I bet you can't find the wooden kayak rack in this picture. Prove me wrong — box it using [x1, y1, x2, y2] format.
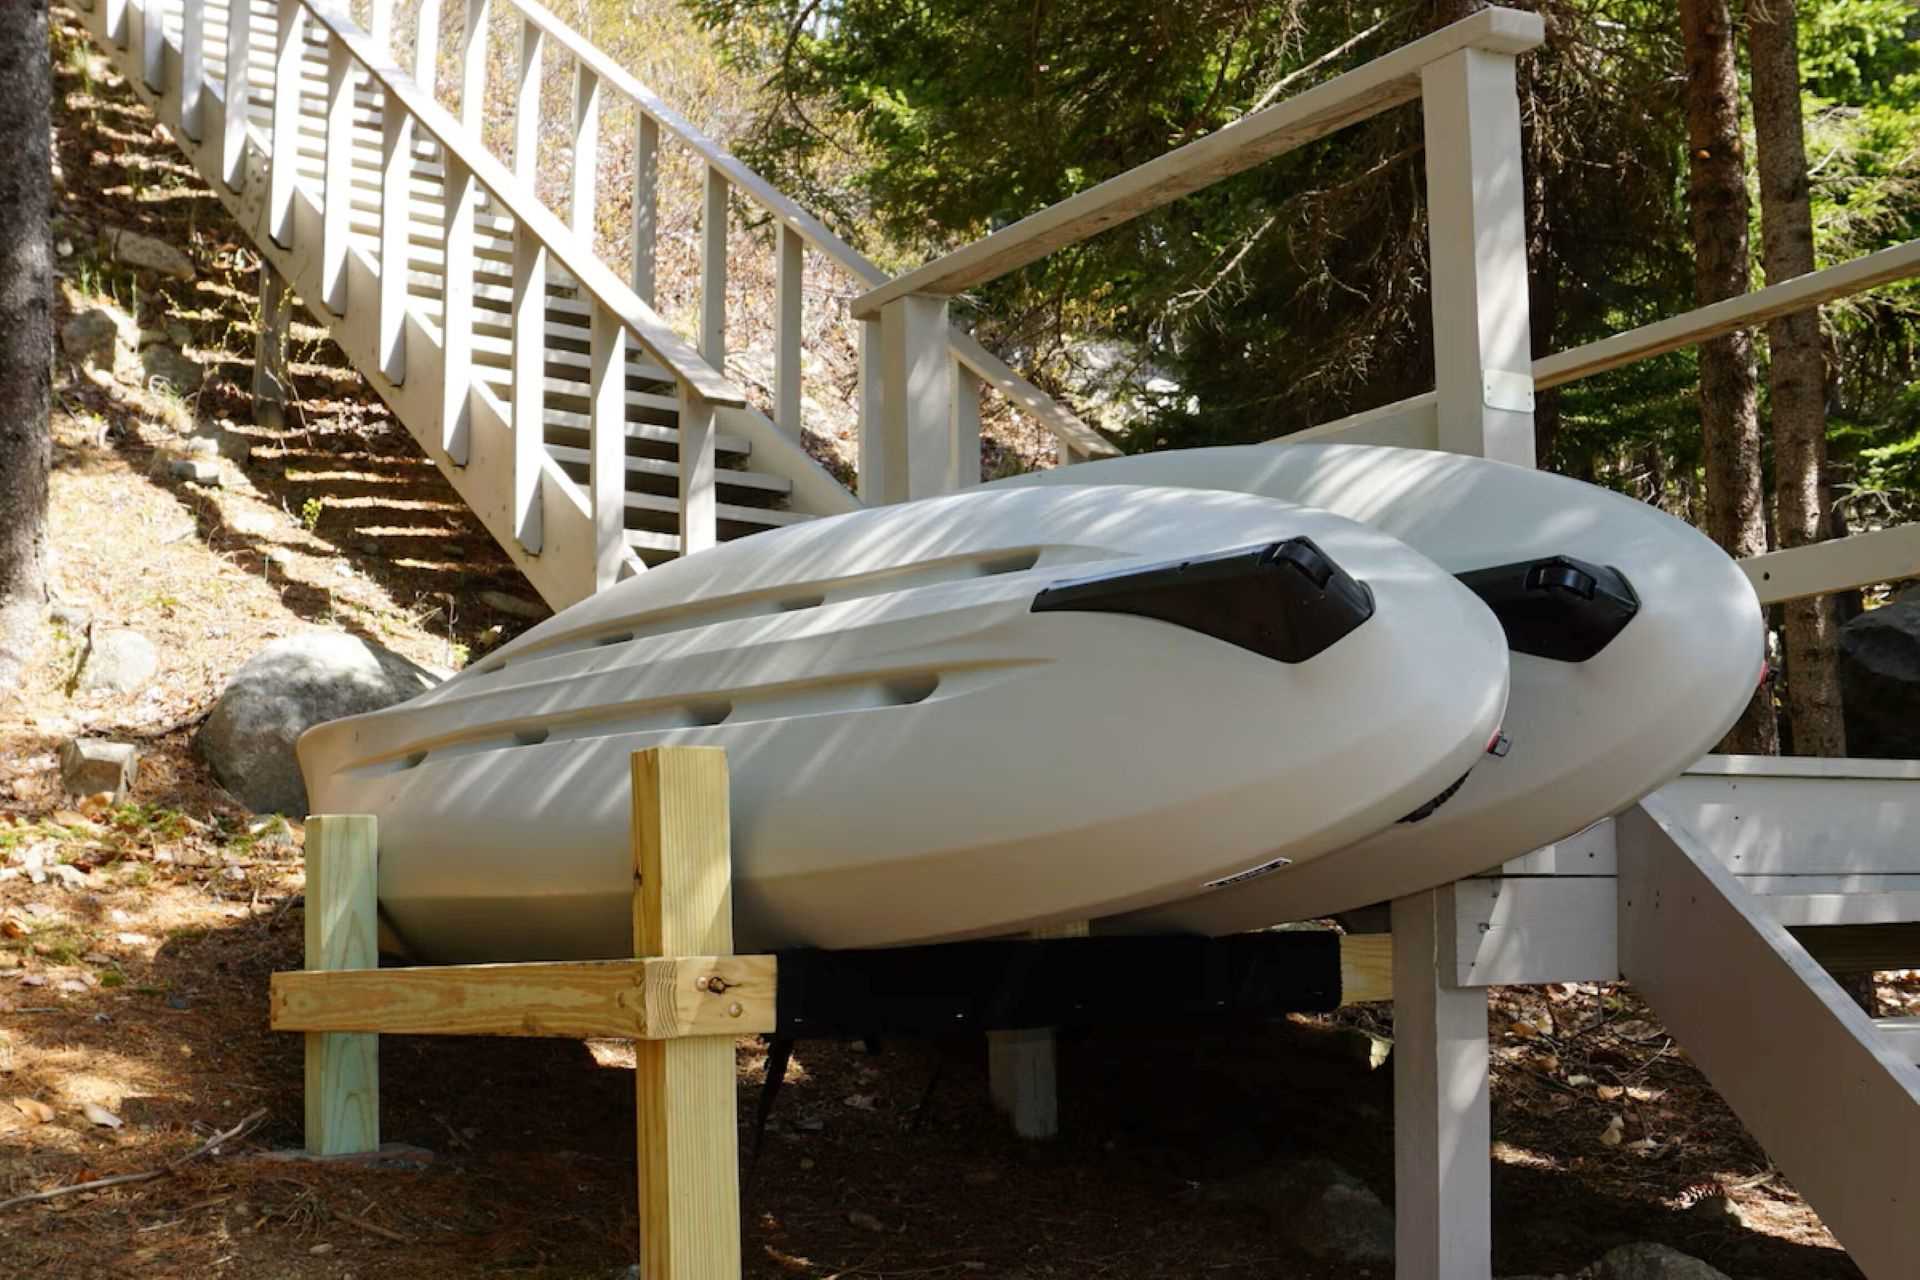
[271, 745, 1393, 1278]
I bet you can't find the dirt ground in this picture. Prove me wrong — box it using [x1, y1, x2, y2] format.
[4, 9, 1915, 1279]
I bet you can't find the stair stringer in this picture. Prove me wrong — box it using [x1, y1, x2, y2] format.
[1618, 798, 1920, 1279]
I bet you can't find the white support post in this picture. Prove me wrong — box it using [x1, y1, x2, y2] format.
[701, 165, 728, 369]
[319, 37, 354, 317]
[267, 0, 305, 249]
[220, 0, 251, 189]
[987, 920, 1086, 1140]
[950, 362, 982, 489]
[460, 0, 490, 134]
[141, 0, 164, 91]
[678, 383, 718, 556]
[1056, 439, 1091, 467]
[180, 0, 206, 141]
[589, 305, 630, 591]
[878, 293, 958, 501]
[774, 222, 804, 436]
[1420, 46, 1534, 468]
[630, 113, 658, 306]
[368, 0, 393, 52]
[1391, 886, 1492, 1280]
[413, 0, 441, 89]
[572, 66, 600, 246]
[440, 152, 477, 465]
[856, 317, 892, 503]
[509, 17, 546, 554]
[105, 0, 129, 48]
[377, 85, 411, 384]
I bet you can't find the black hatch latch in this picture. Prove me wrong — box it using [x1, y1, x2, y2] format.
[1455, 554, 1640, 663]
[1030, 537, 1375, 664]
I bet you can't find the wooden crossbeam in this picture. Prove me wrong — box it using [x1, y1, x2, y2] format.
[270, 955, 776, 1038]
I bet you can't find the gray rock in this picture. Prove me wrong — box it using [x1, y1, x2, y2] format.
[141, 343, 203, 395]
[1582, 1244, 1731, 1280]
[478, 590, 549, 621]
[1205, 1156, 1394, 1264]
[58, 739, 140, 801]
[196, 630, 440, 814]
[55, 237, 73, 259]
[1839, 596, 1920, 757]
[78, 629, 159, 694]
[61, 305, 137, 373]
[170, 458, 221, 487]
[104, 227, 194, 281]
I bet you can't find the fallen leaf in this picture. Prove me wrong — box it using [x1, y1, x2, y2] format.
[1596, 1084, 1624, 1102]
[83, 1102, 123, 1129]
[0, 917, 24, 939]
[12, 1097, 55, 1124]
[842, 1094, 876, 1111]
[1598, 1115, 1625, 1147]
[1508, 1021, 1538, 1040]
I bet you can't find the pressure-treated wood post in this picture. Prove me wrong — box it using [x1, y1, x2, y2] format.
[630, 747, 742, 1279]
[254, 262, 294, 430]
[1391, 886, 1491, 1280]
[303, 815, 380, 1156]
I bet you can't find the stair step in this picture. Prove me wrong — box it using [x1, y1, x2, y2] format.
[545, 443, 791, 500]
[618, 490, 808, 530]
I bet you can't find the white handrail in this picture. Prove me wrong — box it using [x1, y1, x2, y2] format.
[850, 7, 1545, 317]
[491, 0, 1116, 459]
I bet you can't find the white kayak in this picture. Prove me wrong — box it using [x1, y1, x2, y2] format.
[992, 444, 1765, 931]
[299, 484, 1509, 960]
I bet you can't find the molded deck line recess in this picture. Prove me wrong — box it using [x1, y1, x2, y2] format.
[483, 547, 1055, 671]
[339, 668, 998, 774]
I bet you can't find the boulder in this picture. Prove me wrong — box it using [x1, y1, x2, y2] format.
[1205, 1156, 1394, 1264]
[77, 628, 159, 694]
[104, 227, 195, 281]
[1582, 1243, 1731, 1280]
[60, 305, 137, 373]
[140, 343, 203, 395]
[478, 590, 550, 621]
[58, 738, 140, 801]
[196, 630, 440, 814]
[1838, 594, 1920, 757]
[169, 458, 221, 487]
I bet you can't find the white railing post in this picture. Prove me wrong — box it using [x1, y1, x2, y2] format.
[440, 151, 477, 465]
[631, 112, 658, 306]
[774, 222, 803, 436]
[855, 317, 894, 503]
[951, 362, 981, 488]
[572, 66, 600, 245]
[510, 16, 547, 553]
[319, 35, 354, 316]
[461, 0, 490, 134]
[878, 293, 957, 501]
[413, 0, 441, 88]
[378, 85, 411, 384]
[267, 0, 305, 248]
[1420, 46, 1535, 468]
[589, 305, 630, 590]
[221, 0, 251, 188]
[700, 165, 728, 368]
[105, 0, 129, 48]
[368, 0, 393, 53]
[141, 0, 164, 89]
[180, 0, 206, 140]
[678, 383, 718, 556]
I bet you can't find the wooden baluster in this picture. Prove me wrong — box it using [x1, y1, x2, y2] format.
[413, 0, 441, 91]
[678, 382, 718, 557]
[950, 361, 982, 488]
[855, 317, 891, 503]
[460, 0, 489, 134]
[589, 306, 630, 590]
[377, 84, 411, 384]
[572, 66, 600, 245]
[105, 0, 129, 48]
[510, 16, 547, 554]
[368, 0, 392, 52]
[267, 0, 304, 249]
[141, 0, 164, 89]
[180, 0, 206, 140]
[631, 113, 658, 306]
[440, 152, 477, 465]
[774, 223, 803, 437]
[700, 165, 726, 367]
[319, 36, 353, 317]
[220, 0, 250, 188]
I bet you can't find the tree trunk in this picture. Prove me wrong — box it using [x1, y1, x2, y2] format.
[1749, 0, 1845, 757]
[0, 0, 53, 698]
[1680, 0, 1779, 754]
